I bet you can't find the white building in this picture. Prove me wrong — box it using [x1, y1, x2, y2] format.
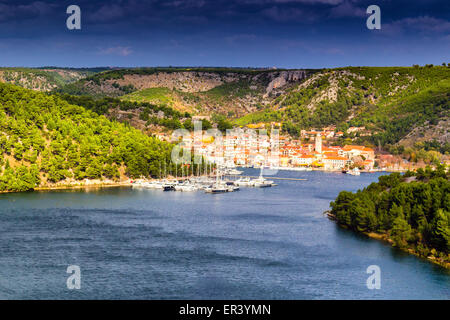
[323, 156, 347, 170]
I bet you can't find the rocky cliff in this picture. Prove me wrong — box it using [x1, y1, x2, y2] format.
[56, 68, 313, 116]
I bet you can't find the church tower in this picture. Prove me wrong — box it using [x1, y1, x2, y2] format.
[315, 133, 322, 154]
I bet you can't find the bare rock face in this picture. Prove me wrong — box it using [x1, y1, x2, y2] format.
[399, 118, 450, 147]
[265, 70, 307, 95]
[68, 68, 311, 117]
[113, 72, 241, 93]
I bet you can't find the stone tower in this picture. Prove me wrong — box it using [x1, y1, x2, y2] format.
[315, 133, 322, 154]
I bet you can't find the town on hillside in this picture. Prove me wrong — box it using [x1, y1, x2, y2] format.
[164, 122, 416, 172]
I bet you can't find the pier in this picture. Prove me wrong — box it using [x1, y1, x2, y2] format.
[228, 175, 307, 181]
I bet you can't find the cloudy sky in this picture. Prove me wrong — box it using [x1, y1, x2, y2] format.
[0, 0, 449, 68]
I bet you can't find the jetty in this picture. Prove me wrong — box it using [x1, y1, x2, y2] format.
[230, 175, 307, 181]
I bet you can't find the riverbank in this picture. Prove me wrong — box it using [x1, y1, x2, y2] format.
[35, 182, 132, 192]
[325, 211, 450, 270]
[0, 175, 216, 194]
[0, 181, 133, 194]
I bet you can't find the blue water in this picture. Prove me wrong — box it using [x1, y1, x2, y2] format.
[0, 169, 448, 299]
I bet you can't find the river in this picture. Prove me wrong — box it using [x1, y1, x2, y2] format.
[0, 169, 448, 299]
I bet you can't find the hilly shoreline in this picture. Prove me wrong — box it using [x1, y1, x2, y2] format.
[0, 65, 448, 162]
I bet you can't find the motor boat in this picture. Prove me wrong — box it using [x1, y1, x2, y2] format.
[224, 168, 243, 175]
[252, 178, 274, 188]
[161, 179, 177, 191]
[348, 168, 361, 176]
[163, 185, 175, 191]
[143, 181, 164, 189]
[175, 181, 198, 192]
[251, 168, 274, 187]
[234, 177, 252, 186]
[205, 184, 229, 193]
[131, 180, 146, 188]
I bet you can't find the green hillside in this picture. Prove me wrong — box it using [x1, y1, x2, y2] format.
[0, 83, 175, 192]
[50, 66, 449, 153]
[0, 67, 103, 91]
[56, 93, 190, 131]
[122, 87, 175, 104]
[120, 81, 263, 116]
[235, 66, 450, 147]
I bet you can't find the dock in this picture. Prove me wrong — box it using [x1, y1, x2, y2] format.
[229, 175, 307, 181]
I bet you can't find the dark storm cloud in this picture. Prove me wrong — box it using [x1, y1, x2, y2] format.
[329, 1, 365, 18]
[382, 16, 450, 36]
[0, 1, 56, 22]
[1, 1, 447, 29]
[0, 0, 448, 67]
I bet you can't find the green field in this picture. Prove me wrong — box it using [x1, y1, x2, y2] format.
[121, 87, 175, 105]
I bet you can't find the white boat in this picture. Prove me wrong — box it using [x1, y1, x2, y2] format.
[205, 167, 232, 193]
[225, 168, 243, 175]
[251, 168, 274, 187]
[154, 181, 165, 189]
[179, 185, 198, 192]
[142, 181, 162, 189]
[143, 182, 154, 188]
[205, 184, 229, 193]
[175, 182, 198, 192]
[234, 177, 252, 186]
[160, 179, 178, 191]
[131, 180, 146, 188]
[252, 178, 274, 188]
[348, 168, 361, 176]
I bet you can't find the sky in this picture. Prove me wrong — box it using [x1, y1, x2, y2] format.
[0, 0, 449, 68]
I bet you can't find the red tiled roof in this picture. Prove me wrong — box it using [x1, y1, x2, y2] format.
[343, 145, 368, 151]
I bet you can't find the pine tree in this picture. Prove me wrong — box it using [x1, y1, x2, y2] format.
[431, 209, 450, 252]
[391, 212, 412, 248]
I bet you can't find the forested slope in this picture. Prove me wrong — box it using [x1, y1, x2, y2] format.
[55, 93, 191, 132]
[330, 167, 450, 268]
[0, 68, 101, 91]
[45, 65, 450, 153]
[236, 66, 450, 148]
[0, 83, 173, 192]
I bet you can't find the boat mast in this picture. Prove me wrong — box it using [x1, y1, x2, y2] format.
[164, 161, 167, 179]
[216, 165, 219, 185]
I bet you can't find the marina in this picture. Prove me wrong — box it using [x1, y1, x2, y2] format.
[130, 164, 374, 191]
[131, 166, 279, 192]
[130, 164, 378, 192]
